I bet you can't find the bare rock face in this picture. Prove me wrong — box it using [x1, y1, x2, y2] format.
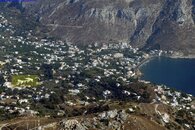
[23, 0, 195, 53]
[145, 0, 195, 53]
[59, 119, 87, 130]
[58, 109, 130, 130]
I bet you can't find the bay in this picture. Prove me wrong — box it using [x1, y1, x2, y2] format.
[140, 57, 195, 95]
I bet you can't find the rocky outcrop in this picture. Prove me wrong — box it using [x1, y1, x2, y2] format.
[23, 0, 195, 53]
[57, 105, 193, 130]
[59, 119, 87, 130]
[58, 109, 130, 130]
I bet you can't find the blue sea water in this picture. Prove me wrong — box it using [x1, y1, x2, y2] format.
[140, 57, 195, 95]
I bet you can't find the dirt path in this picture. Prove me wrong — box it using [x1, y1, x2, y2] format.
[155, 104, 160, 114]
[0, 123, 9, 130]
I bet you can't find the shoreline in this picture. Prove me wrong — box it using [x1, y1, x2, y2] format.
[137, 56, 156, 69]
[169, 55, 195, 59]
[167, 52, 195, 59]
[134, 56, 155, 78]
[138, 54, 195, 68]
[134, 53, 195, 78]
[135, 54, 195, 96]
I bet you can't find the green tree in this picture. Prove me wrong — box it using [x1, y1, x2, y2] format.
[0, 74, 5, 87]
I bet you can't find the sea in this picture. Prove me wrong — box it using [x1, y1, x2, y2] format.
[140, 56, 195, 96]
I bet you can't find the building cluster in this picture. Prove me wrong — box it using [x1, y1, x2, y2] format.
[0, 11, 194, 122]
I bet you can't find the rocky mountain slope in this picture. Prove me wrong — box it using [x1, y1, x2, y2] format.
[20, 0, 195, 53]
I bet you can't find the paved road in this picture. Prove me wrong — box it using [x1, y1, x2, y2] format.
[47, 24, 83, 29]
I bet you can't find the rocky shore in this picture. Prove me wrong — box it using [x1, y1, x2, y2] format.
[169, 52, 195, 59]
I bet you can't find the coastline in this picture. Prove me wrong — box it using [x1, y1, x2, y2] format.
[168, 52, 195, 59]
[134, 56, 155, 78]
[136, 55, 195, 96]
[134, 52, 195, 78]
[137, 56, 156, 69]
[169, 55, 195, 59]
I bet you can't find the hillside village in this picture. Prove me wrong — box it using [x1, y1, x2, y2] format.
[0, 5, 194, 130]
